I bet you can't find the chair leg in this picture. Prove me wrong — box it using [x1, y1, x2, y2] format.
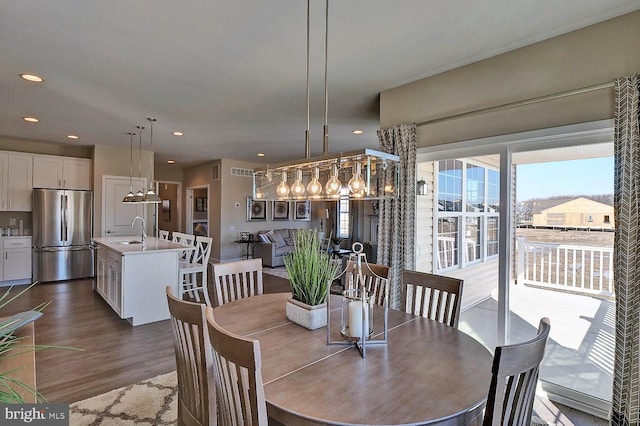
[189, 272, 201, 303]
[201, 269, 211, 307]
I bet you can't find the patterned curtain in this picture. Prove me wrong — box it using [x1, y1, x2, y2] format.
[376, 123, 417, 309]
[612, 73, 640, 426]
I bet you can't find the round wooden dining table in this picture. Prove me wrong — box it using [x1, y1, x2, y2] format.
[213, 292, 493, 426]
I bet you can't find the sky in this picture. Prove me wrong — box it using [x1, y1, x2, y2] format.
[516, 157, 614, 201]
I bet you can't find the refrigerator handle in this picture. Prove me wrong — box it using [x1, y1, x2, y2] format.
[63, 194, 69, 242]
[60, 194, 65, 240]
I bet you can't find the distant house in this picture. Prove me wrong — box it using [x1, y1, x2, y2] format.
[532, 197, 614, 228]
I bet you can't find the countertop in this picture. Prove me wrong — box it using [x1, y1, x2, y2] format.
[92, 236, 190, 255]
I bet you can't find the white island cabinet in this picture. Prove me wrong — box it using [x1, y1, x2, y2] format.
[93, 236, 190, 326]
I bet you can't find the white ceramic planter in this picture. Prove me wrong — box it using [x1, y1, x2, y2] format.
[286, 298, 327, 330]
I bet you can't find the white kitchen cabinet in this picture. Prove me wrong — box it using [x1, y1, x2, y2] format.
[0, 152, 33, 211]
[33, 155, 91, 190]
[7, 153, 33, 211]
[96, 246, 122, 315]
[0, 237, 32, 284]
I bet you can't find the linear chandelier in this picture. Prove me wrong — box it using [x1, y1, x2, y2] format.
[252, 0, 399, 202]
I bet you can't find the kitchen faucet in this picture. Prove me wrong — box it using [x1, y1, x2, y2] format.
[131, 216, 146, 244]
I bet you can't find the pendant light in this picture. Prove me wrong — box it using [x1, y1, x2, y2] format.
[141, 117, 161, 203]
[132, 125, 145, 203]
[122, 131, 136, 203]
[252, 0, 400, 201]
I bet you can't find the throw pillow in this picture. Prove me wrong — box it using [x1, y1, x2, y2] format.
[284, 237, 294, 246]
[259, 233, 270, 243]
[268, 232, 287, 248]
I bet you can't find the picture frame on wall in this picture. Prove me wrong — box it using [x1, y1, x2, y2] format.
[195, 197, 207, 212]
[272, 201, 290, 221]
[247, 197, 267, 221]
[294, 200, 311, 221]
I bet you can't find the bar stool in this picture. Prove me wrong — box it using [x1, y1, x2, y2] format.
[172, 232, 196, 262]
[158, 230, 169, 240]
[179, 236, 213, 306]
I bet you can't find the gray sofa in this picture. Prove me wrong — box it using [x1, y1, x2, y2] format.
[253, 229, 296, 267]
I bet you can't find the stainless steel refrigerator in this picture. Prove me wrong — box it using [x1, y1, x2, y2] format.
[32, 188, 95, 282]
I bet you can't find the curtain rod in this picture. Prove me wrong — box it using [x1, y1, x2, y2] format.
[416, 81, 615, 127]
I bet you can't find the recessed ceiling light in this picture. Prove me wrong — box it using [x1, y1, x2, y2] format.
[167, 160, 175, 164]
[172, 131, 184, 136]
[257, 153, 265, 157]
[23, 117, 39, 123]
[352, 130, 364, 135]
[20, 73, 44, 83]
[67, 135, 79, 140]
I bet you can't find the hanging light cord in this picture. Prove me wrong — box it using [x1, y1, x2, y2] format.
[127, 132, 135, 192]
[137, 126, 144, 188]
[322, 0, 329, 156]
[304, 0, 311, 159]
[147, 117, 157, 191]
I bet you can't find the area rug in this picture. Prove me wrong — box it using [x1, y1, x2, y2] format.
[70, 372, 177, 425]
[262, 266, 289, 279]
[70, 370, 556, 426]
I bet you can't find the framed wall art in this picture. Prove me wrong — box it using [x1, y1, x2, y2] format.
[272, 201, 290, 221]
[195, 197, 207, 212]
[247, 197, 267, 221]
[294, 200, 311, 221]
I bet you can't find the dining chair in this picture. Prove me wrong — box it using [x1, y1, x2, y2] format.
[205, 307, 268, 426]
[179, 236, 213, 306]
[212, 258, 263, 306]
[483, 317, 551, 426]
[166, 286, 216, 426]
[344, 260, 389, 306]
[401, 270, 464, 328]
[158, 229, 169, 240]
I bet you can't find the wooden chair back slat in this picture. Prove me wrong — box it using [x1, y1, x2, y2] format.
[483, 317, 551, 426]
[166, 287, 215, 426]
[159, 229, 170, 240]
[344, 260, 390, 307]
[212, 259, 263, 306]
[401, 270, 463, 328]
[205, 308, 268, 426]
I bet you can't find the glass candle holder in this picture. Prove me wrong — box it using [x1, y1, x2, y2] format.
[340, 288, 374, 342]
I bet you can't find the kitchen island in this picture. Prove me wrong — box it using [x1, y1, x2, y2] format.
[92, 236, 190, 326]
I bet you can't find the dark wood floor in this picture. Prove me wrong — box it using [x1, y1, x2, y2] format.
[2, 272, 291, 403]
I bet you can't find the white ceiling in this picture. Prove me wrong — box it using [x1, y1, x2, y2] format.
[1, 1, 638, 167]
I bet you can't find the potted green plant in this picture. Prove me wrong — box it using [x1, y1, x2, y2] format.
[284, 229, 339, 330]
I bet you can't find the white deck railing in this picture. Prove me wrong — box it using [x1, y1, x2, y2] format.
[516, 237, 614, 296]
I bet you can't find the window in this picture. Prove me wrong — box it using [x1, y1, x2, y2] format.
[338, 187, 350, 238]
[436, 159, 500, 270]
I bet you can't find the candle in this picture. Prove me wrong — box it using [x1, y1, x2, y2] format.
[349, 301, 369, 338]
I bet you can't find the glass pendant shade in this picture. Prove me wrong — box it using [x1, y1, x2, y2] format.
[325, 164, 341, 197]
[348, 162, 366, 196]
[276, 171, 290, 198]
[290, 169, 306, 197]
[307, 167, 323, 196]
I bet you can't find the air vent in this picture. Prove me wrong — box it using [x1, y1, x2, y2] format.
[211, 164, 220, 180]
[230, 167, 254, 178]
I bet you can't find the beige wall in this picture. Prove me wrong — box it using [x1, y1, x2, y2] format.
[155, 163, 183, 183]
[158, 183, 179, 234]
[217, 159, 319, 262]
[93, 144, 154, 237]
[183, 160, 220, 258]
[380, 11, 640, 147]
